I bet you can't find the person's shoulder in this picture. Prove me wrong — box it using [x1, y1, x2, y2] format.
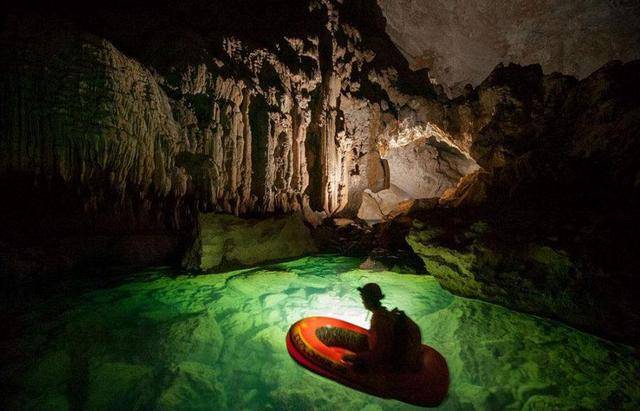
[374, 308, 395, 323]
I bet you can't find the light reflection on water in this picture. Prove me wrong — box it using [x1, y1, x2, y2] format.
[3, 255, 639, 410]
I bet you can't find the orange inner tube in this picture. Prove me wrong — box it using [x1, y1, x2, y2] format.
[286, 316, 450, 407]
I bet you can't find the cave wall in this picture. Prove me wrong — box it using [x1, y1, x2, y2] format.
[0, 26, 186, 224]
[1, 0, 639, 344]
[1, 0, 485, 279]
[1, 0, 485, 230]
[406, 60, 640, 344]
[3, 0, 634, 239]
[378, 0, 640, 94]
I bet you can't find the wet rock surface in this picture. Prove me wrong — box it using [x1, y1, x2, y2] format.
[183, 213, 317, 272]
[406, 207, 640, 346]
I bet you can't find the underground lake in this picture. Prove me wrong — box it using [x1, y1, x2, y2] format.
[3, 0, 640, 409]
[2, 255, 639, 410]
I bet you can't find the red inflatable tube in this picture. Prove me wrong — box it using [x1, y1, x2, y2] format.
[286, 316, 450, 407]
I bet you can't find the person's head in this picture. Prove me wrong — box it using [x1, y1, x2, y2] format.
[357, 283, 385, 311]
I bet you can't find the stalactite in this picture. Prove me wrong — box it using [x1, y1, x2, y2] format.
[0, 33, 183, 213]
[0, 0, 486, 227]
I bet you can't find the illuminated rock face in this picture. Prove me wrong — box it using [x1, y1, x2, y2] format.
[0, 0, 480, 230]
[0, 31, 185, 218]
[357, 185, 414, 223]
[383, 136, 479, 199]
[378, 0, 640, 95]
[183, 213, 317, 272]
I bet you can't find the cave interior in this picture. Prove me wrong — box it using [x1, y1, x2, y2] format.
[1, 0, 640, 409]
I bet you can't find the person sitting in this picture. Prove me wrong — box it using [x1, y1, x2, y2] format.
[341, 283, 423, 372]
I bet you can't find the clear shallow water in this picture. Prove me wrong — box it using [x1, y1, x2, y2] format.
[3, 255, 639, 410]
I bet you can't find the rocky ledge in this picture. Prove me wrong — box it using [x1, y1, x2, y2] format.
[405, 60, 640, 346]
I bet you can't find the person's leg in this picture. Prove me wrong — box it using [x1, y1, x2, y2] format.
[316, 327, 368, 352]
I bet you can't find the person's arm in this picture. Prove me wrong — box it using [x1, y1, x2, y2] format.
[344, 313, 393, 370]
[342, 314, 379, 368]
[363, 313, 394, 363]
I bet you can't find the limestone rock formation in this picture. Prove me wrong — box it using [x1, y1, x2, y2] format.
[183, 213, 317, 272]
[2, 0, 639, 346]
[357, 185, 413, 223]
[1, 0, 482, 281]
[383, 134, 479, 199]
[0, 26, 186, 213]
[0, 24, 189, 286]
[378, 0, 640, 95]
[405, 60, 640, 344]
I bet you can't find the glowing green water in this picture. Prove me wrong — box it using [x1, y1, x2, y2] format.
[4, 256, 639, 410]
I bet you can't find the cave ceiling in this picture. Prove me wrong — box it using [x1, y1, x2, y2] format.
[378, 0, 640, 94]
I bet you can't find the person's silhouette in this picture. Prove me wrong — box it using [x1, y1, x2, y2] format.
[342, 283, 423, 372]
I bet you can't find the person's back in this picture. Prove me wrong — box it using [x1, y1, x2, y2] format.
[365, 307, 396, 370]
[345, 283, 423, 372]
[390, 308, 422, 372]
